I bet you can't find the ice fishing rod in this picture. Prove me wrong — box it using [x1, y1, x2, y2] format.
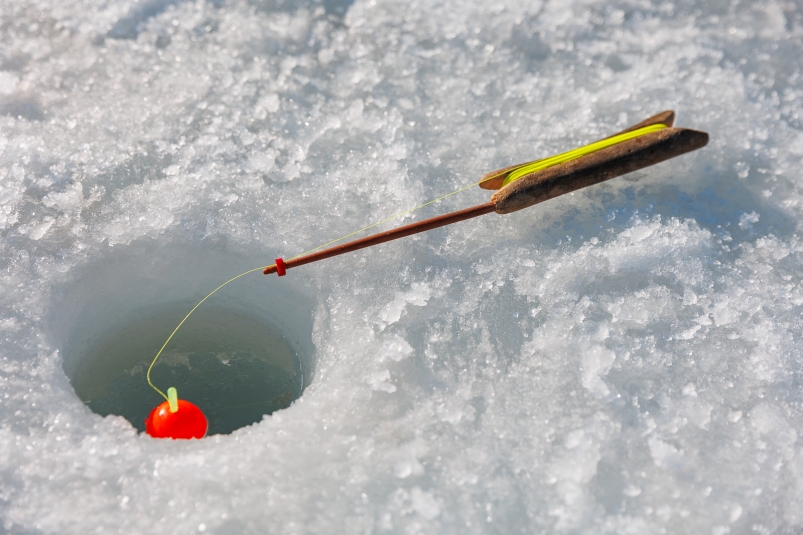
[263, 110, 709, 276]
[145, 110, 709, 438]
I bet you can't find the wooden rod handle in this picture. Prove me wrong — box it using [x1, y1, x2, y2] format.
[264, 202, 497, 274]
[491, 127, 709, 214]
[479, 110, 677, 190]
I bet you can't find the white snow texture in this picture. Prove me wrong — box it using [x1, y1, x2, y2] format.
[2, 0, 803, 533]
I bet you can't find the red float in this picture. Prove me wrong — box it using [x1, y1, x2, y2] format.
[145, 398, 208, 439]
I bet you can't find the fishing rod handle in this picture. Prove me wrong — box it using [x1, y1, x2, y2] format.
[479, 110, 677, 191]
[491, 127, 709, 214]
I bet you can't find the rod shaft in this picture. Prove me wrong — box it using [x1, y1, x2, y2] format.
[264, 202, 497, 275]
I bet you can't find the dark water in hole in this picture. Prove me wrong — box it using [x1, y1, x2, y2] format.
[72, 305, 303, 435]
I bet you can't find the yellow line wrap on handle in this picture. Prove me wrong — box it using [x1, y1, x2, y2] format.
[501, 123, 668, 187]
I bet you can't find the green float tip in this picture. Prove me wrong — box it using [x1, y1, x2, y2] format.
[167, 387, 178, 413]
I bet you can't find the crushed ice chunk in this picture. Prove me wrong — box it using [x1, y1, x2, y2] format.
[738, 211, 760, 228]
[648, 437, 683, 469]
[366, 369, 396, 393]
[580, 345, 615, 398]
[379, 335, 414, 362]
[378, 282, 431, 328]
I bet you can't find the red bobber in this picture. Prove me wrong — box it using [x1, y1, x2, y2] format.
[145, 389, 207, 439]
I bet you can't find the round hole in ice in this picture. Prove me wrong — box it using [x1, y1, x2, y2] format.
[49, 241, 316, 436]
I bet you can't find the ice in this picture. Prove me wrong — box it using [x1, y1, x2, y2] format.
[2, 0, 803, 533]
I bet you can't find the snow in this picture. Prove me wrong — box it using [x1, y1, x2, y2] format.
[2, 0, 803, 533]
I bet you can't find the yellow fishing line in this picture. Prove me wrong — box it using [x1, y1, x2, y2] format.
[146, 266, 267, 401]
[147, 123, 665, 399]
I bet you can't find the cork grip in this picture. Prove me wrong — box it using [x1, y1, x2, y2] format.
[490, 127, 709, 214]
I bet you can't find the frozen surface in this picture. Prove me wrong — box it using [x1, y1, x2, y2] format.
[2, 0, 803, 533]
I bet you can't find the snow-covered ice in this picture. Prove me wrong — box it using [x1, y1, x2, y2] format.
[2, 0, 803, 533]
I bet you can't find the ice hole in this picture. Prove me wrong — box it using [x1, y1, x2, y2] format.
[50, 241, 316, 436]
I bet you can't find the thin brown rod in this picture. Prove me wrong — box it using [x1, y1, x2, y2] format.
[263, 202, 497, 274]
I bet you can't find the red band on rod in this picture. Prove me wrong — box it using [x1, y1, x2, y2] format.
[275, 258, 286, 276]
